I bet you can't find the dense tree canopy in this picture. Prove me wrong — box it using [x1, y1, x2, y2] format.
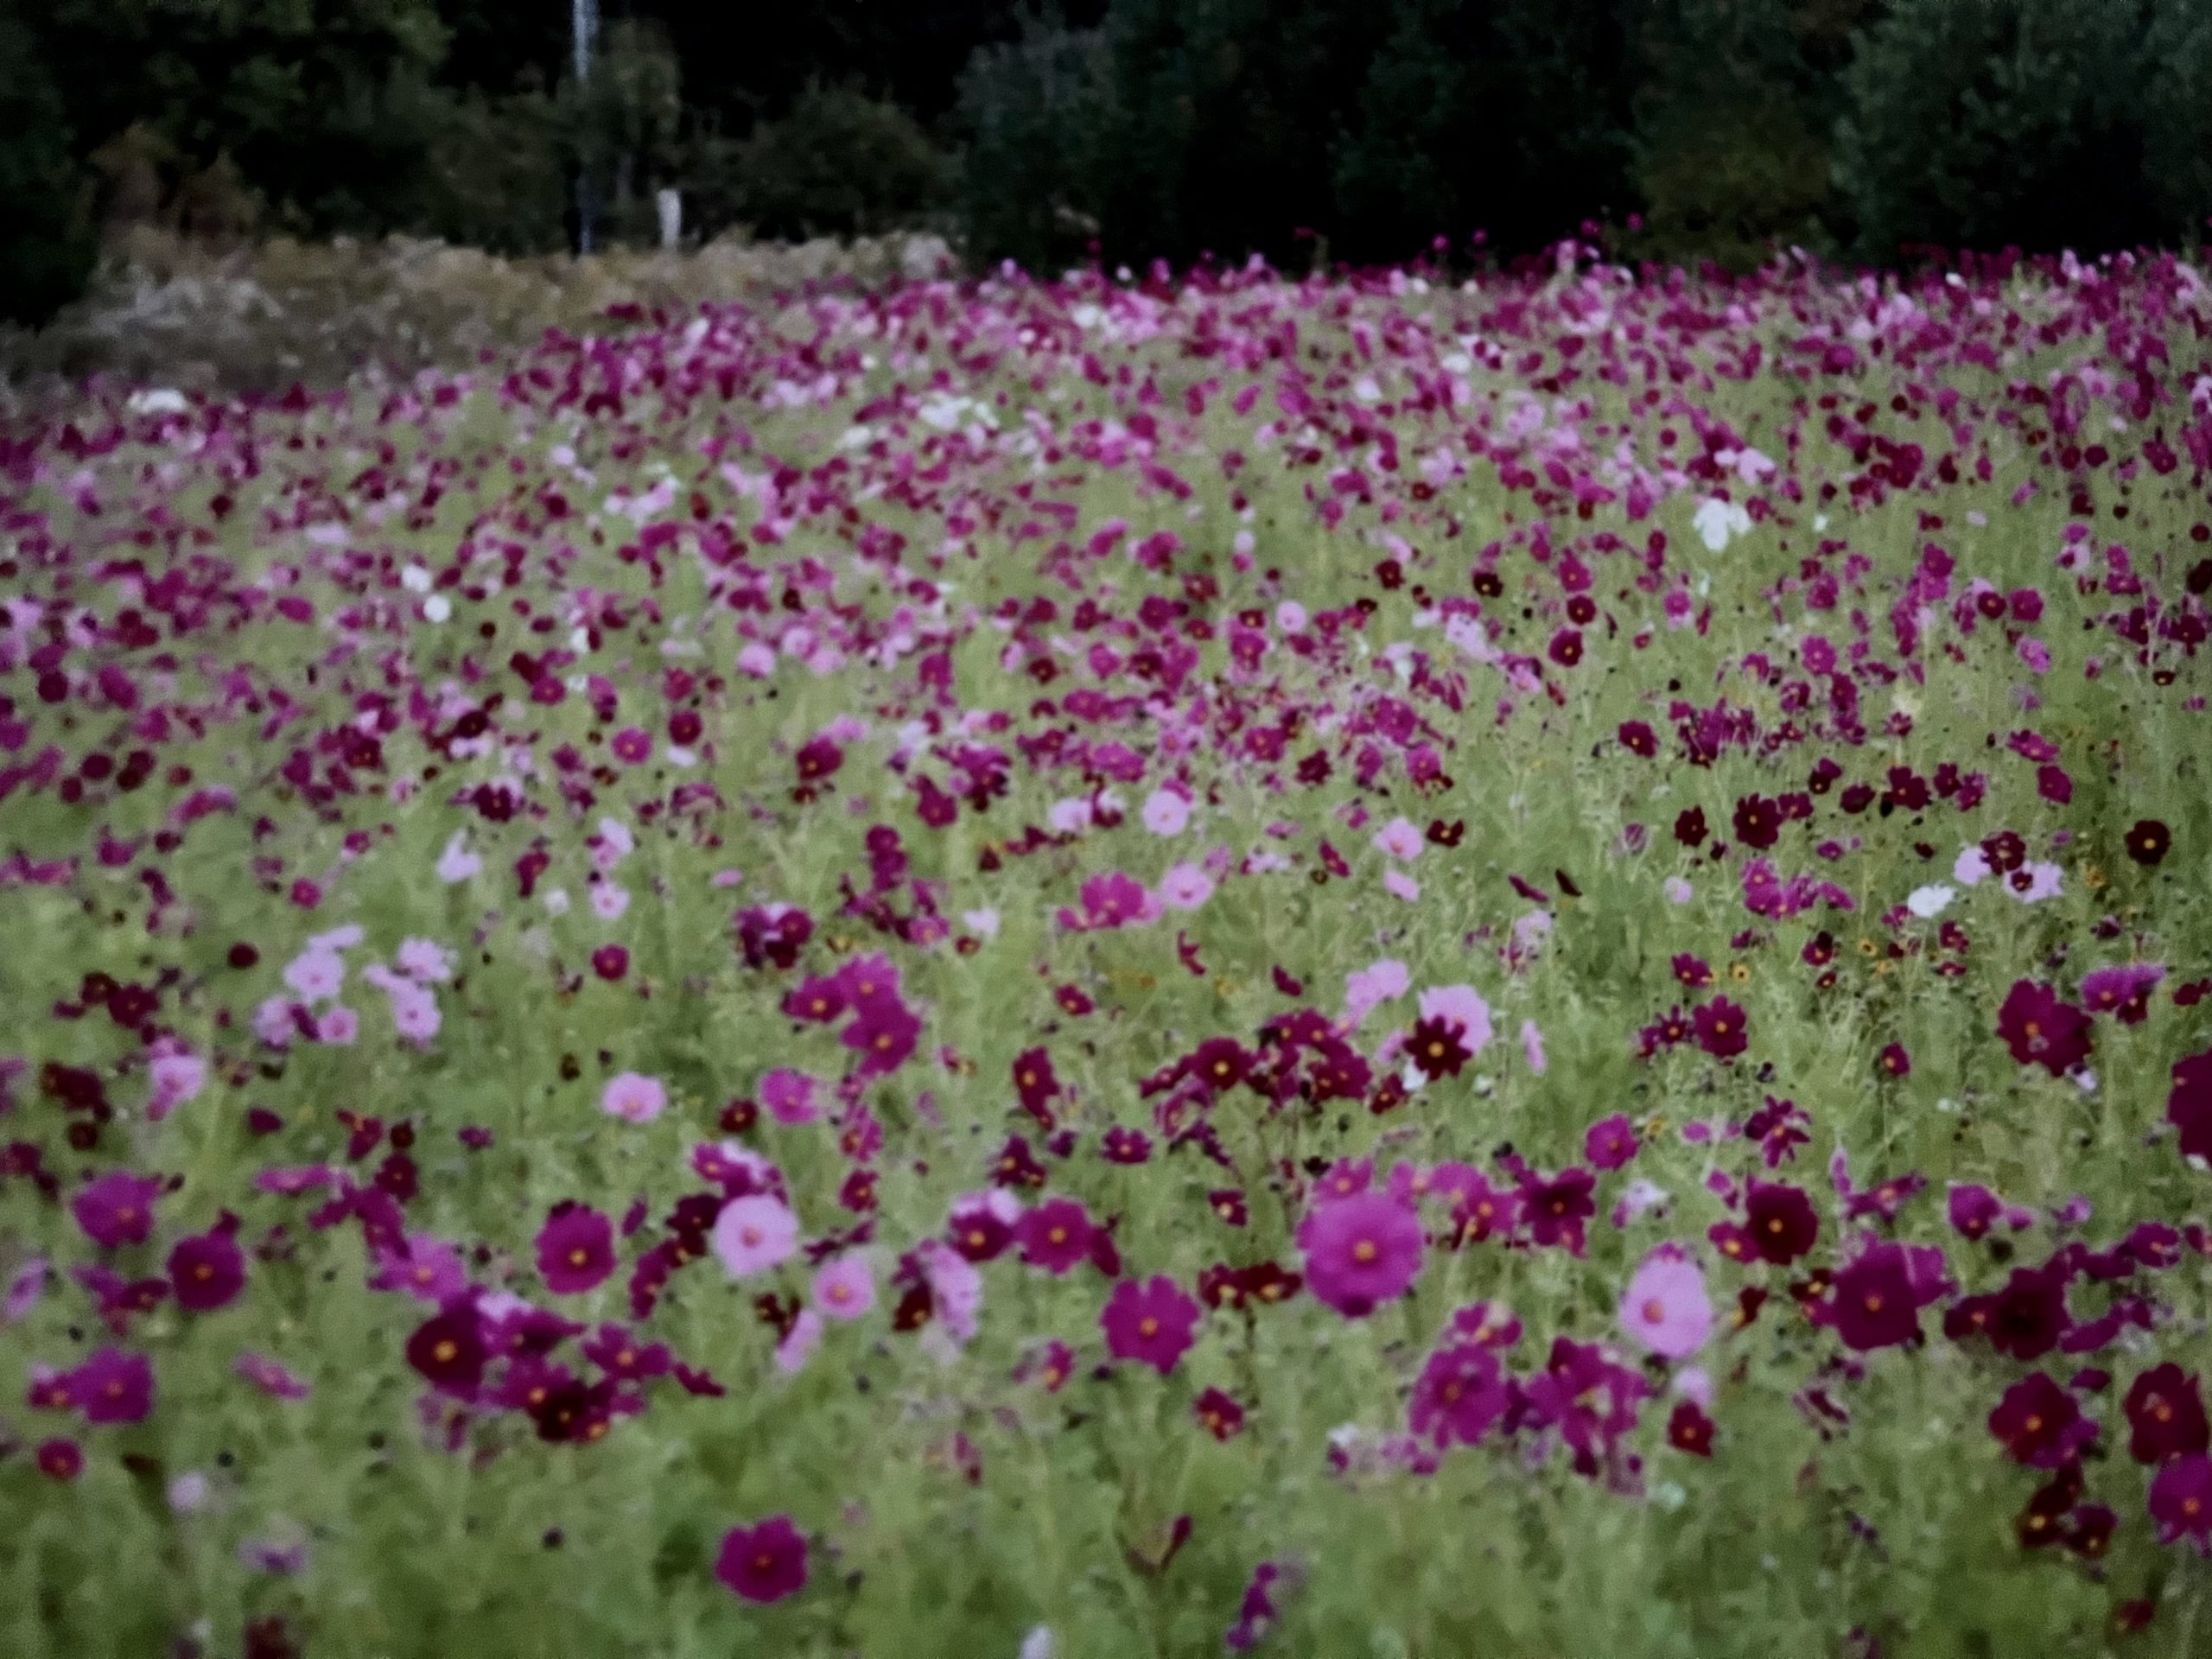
[6, 0, 2212, 328]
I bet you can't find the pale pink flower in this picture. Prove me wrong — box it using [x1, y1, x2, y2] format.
[1416, 985, 1493, 1054]
[811, 1255, 875, 1322]
[1372, 817, 1423, 861]
[601, 1071, 667, 1124]
[1344, 959, 1409, 1027]
[1141, 789, 1192, 836]
[774, 1309, 823, 1373]
[1157, 863, 1214, 911]
[714, 1195, 799, 1278]
[1618, 1244, 1713, 1360]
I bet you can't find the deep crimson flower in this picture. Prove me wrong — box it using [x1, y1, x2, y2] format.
[1101, 1274, 1201, 1375]
[1521, 1167, 1596, 1255]
[1731, 794, 1781, 850]
[406, 1303, 486, 1396]
[1828, 1244, 1923, 1351]
[1987, 1371, 2096, 1468]
[1692, 997, 1748, 1059]
[1406, 1015, 1471, 1080]
[2125, 818, 2171, 866]
[2148, 1455, 2212, 1554]
[1995, 980, 2091, 1076]
[1741, 1180, 1818, 1264]
[2125, 1363, 2211, 1465]
[1980, 1265, 2072, 1361]
[36, 1438, 83, 1481]
[536, 1204, 618, 1295]
[1193, 1386, 1246, 1440]
[2167, 1049, 2212, 1162]
[1191, 1037, 1250, 1092]
[715, 1515, 810, 1602]
[1667, 1400, 1716, 1457]
[167, 1228, 246, 1312]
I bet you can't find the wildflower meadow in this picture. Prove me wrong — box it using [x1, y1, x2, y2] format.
[5, 243, 2212, 1659]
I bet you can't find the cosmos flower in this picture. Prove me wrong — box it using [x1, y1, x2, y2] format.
[1618, 1244, 1713, 1360]
[811, 1255, 874, 1322]
[601, 1071, 668, 1123]
[536, 1205, 618, 1295]
[712, 1196, 799, 1279]
[1100, 1274, 1201, 1375]
[715, 1516, 810, 1603]
[1296, 1190, 1423, 1317]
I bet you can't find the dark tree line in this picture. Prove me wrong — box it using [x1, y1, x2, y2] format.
[6, 0, 2212, 327]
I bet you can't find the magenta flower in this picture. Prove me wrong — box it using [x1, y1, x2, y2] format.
[235, 1352, 312, 1400]
[2081, 963, 2164, 1022]
[1692, 996, 1749, 1059]
[536, 1204, 617, 1294]
[712, 1194, 799, 1278]
[2125, 1363, 2210, 1464]
[69, 1347, 155, 1424]
[1524, 1337, 1649, 1465]
[1015, 1198, 1096, 1275]
[1827, 1243, 1924, 1351]
[36, 1438, 84, 1482]
[716, 1515, 810, 1602]
[1408, 1343, 1510, 1447]
[1996, 980, 2092, 1076]
[167, 1228, 247, 1312]
[1988, 1371, 2096, 1469]
[73, 1170, 162, 1250]
[2165, 1048, 2212, 1163]
[1584, 1113, 1638, 1171]
[2149, 1455, 2212, 1554]
[405, 1303, 487, 1396]
[1618, 1244, 1713, 1360]
[1101, 1274, 1201, 1375]
[759, 1068, 820, 1125]
[1296, 1190, 1423, 1317]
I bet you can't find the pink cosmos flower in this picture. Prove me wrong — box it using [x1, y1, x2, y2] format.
[1297, 1190, 1423, 1318]
[1382, 870, 1421, 901]
[1141, 789, 1192, 836]
[1416, 984, 1492, 1055]
[145, 1042, 207, 1122]
[1520, 1018, 1548, 1075]
[810, 1255, 874, 1321]
[713, 1195, 799, 1278]
[283, 950, 344, 1003]
[760, 1068, 821, 1125]
[1344, 958, 1409, 1026]
[774, 1308, 823, 1373]
[601, 1071, 667, 1123]
[313, 1005, 359, 1046]
[1372, 817, 1423, 861]
[1156, 862, 1214, 911]
[396, 938, 454, 982]
[1618, 1244, 1713, 1360]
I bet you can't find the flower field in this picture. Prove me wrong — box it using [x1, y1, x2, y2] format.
[4, 244, 2212, 1658]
